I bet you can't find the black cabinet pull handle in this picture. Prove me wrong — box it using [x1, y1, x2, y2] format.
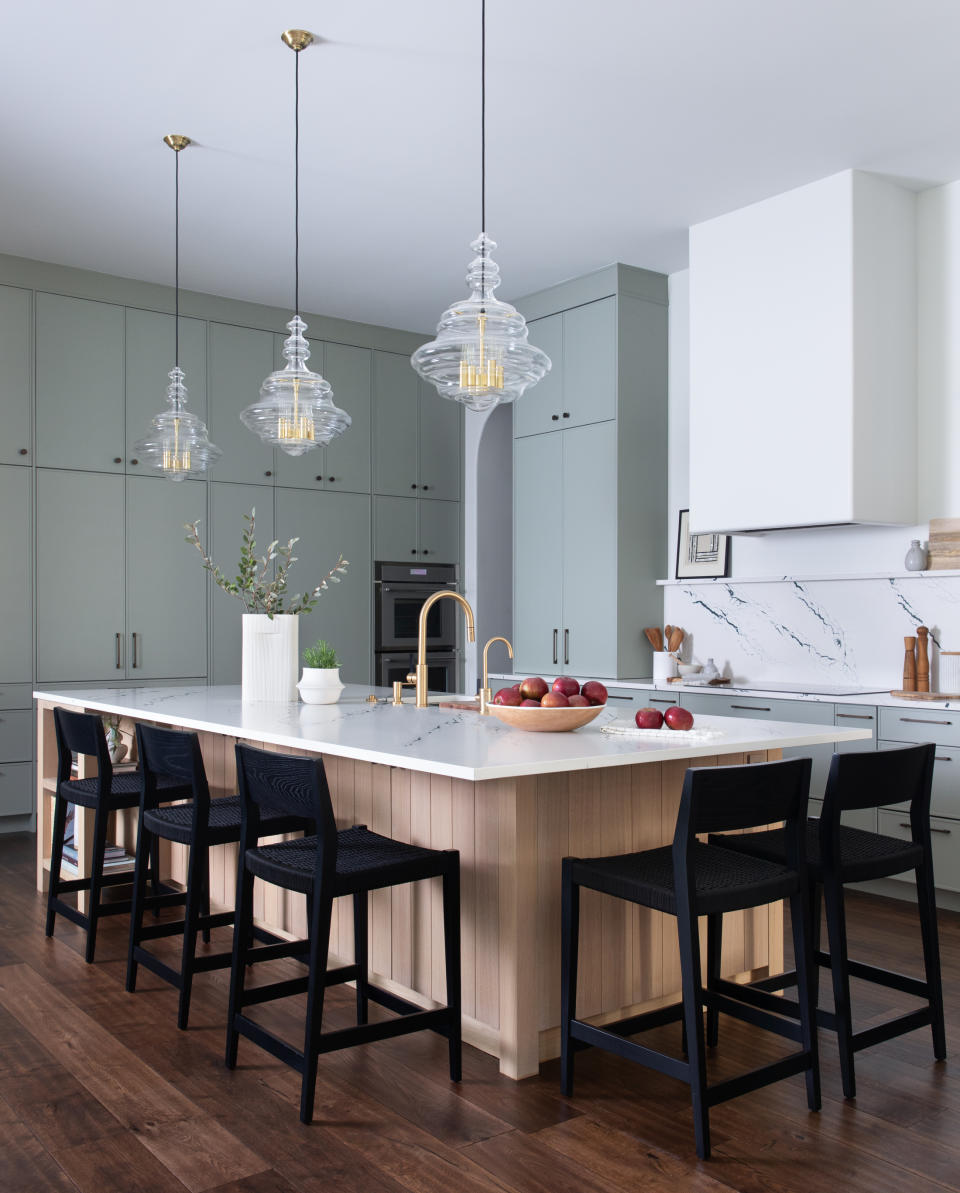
[422, 549, 429, 555]
[553, 629, 558, 665]
[837, 712, 874, 720]
[411, 549, 417, 555]
[732, 704, 770, 712]
[649, 698, 674, 705]
[18, 448, 27, 456]
[328, 476, 335, 482]
[132, 632, 140, 669]
[901, 821, 950, 835]
[264, 470, 273, 477]
[900, 717, 951, 725]
[564, 628, 570, 666]
[115, 633, 123, 669]
[935, 755, 953, 762]
[606, 695, 635, 702]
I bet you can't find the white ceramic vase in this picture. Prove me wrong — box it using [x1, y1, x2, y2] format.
[242, 613, 299, 702]
[297, 666, 345, 705]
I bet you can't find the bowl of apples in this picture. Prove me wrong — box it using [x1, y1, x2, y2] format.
[486, 676, 608, 732]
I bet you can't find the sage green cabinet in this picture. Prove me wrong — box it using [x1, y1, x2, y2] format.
[418, 498, 460, 562]
[373, 354, 462, 500]
[126, 476, 206, 678]
[276, 489, 372, 684]
[374, 496, 460, 564]
[209, 482, 275, 685]
[0, 467, 32, 683]
[417, 383, 462, 500]
[513, 298, 616, 438]
[275, 341, 372, 493]
[0, 285, 32, 465]
[0, 764, 33, 817]
[36, 469, 125, 682]
[513, 433, 564, 676]
[125, 308, 208, 472]
[208, 323, 276, 485]
[36, 294, 125, 472]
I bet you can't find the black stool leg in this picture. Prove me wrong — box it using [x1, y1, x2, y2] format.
[85, 801, 110, 964]
[225, 859, 254, 1069]
[177, 839, 204, 1030]
[200, 849, 211, 945]
[677, 906, 710, 1160]
[823, 875, 856, 1099]
[706, 912, 722, 1047]
[149, 835, 162, 917]
[560, 859, 580, 1097]
[442, 856, 461, 1082]
[353, 890, 369, 1025]
[915, 860, 947, 1061]
[126, 819, 154, 993]
[45, 794, 69, 937]
[301, 887, 334, 1124]
[790, 888, 821, 1111]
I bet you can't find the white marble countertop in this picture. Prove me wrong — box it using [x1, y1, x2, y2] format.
[34, 684, 871, 783]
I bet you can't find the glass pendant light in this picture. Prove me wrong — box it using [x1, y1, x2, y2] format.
[411, 0, 550, 413]
[241, 29, 350, 455]
[136, 135, 221, 480]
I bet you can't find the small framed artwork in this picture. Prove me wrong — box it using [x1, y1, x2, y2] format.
[675, 509, 730, 579]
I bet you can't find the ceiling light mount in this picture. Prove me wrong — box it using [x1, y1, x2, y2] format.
[281, 29, 314, 52]
[163, 134, 191, 153]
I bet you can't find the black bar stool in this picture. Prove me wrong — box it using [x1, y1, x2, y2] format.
[708, 742, 945, 1099]
[560, 757, 819, 1160]
[126, 724, 311, 1029]
[46, 707, 190, 964]
[225, 744, 462, 1124]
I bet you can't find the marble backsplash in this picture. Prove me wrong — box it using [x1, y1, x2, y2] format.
[662, 575, 960, 690]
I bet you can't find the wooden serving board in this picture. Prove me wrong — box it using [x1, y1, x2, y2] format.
[890, 690, 960, 700]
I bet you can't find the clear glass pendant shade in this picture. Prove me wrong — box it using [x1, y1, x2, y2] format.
[411, 233, 551, 413]
[135, 366, 221, 481]
[240, 315, 351, 455]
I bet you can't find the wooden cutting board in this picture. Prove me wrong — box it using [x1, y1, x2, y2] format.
[890, 690, 960, 700]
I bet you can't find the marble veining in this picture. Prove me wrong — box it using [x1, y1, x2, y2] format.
[33, 684, 869, 783]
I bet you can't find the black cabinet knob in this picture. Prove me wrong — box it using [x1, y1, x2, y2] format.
[315, 475, 323, 482]
[422, 549, 430, 555]
[113, 457, 122, 464]
[130, 458, 139, 465]
[551, 414, 559, 421]
[328, 476, 335, 483]
[410, 483, 418, 490]
[18, 448, 27, 456]
[411, 549, 417, 555]
[421, 484, 429, 491]
[562, 411, 570, 418]
[265, 470, 273, 477]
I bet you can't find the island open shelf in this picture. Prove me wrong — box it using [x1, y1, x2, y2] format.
[34, 684, 869, 1078]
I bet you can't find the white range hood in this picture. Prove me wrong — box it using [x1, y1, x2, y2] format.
[688, 169, 917, 535]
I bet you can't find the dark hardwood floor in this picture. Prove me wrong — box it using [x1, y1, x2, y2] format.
[0, 831, 956, 1192]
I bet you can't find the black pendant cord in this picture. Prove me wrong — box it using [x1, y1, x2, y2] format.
[174, 146, 180, 373]
[294, 48, 300, 316]
[481, 0, 486, 237]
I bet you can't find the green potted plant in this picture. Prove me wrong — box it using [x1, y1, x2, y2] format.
[184, 508, 348, 703]
[298, 639, 344, 704]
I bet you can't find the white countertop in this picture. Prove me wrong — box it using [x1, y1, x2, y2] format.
[34, 684, 871, 783]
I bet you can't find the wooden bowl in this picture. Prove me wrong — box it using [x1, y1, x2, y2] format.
[484, 702, 605, 733]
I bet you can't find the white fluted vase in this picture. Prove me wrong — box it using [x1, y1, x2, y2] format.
[241, 614, 299, 702]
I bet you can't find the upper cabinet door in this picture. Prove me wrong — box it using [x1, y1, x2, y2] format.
[0, 467, 32, 683]
[125, 308, 207, 474]
[36, 294, 125, 472]
[418, 498, 460, 563]
[273, 333, 326, 490]
[373, 495, 418, 562]
[125, 475, 207, 679]
[36, 469, 125, 682]
[563, 297, 617, 429]
[208, 323, 277, 485]
[512, 313, 563, 438]
[373, 351, 419, 496]
[418, 383, 461, 500]
[323, 343, 372, 493]
[0, 286, 32, 466]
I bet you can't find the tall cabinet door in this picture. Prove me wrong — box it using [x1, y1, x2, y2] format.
[373, 351, 419, 496]
[513, 433, 564, 676]
[418, 499, 460, 563]
[208, 323, 276, 485]
[374, 496, 418, 562]
[275, 489, 372, 684]
[209, 483, 275, 684]
[126, 476, 207, 679]
[37, 470, 125, 682]
[563, 298, 617, 429]
[512, 313, 563, 438]
[125, 308, 208, 472]
[0, 467, 32, 682]
[36, 294, 125, 473]
[418, 384, 461, 500]
[561, 421, 618, 678]
[324, 343, 372, 492]
[0, 286, 32, 466]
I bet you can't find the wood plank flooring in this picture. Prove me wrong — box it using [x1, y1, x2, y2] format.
[0, 832, 956, 1192]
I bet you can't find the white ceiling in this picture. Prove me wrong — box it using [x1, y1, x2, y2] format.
[3, 0, 960, 334]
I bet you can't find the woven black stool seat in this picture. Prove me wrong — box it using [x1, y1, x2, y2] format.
[715, 821, 923, 885]
[708, 743, 945, 1101]
[64, 769, 187, 810]
[142, 795, 302, 847]
[571, 842, 796, 916]
[247, 826, 450, 896]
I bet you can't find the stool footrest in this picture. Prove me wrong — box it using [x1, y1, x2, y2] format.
[316, 1008, 452, 1054]
[570, 1018, 689, 1083]
[853, 1007, 932, 1053]
[133, 949, 183, 990]
[837, 956, 931, 999]
[706, 1051, 812, 1108]
[244, 938, 311, 965]
[232, 1015, 305, 1073]
[708, 979, 805, 1042]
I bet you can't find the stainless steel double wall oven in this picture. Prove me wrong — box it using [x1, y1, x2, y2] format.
[374, 562, 460, 692]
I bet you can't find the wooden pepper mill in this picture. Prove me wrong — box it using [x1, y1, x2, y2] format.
[903, 636, 917, 691]
[917, 626, 930, 692]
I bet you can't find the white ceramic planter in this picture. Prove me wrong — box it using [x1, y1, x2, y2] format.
[242, 613, 299, 702]
[297, 666, 345, 705]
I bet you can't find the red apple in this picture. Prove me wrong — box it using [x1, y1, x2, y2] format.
[542, 690, 570, 707]
[664, 706, 694, 731]
[521, 698, 542, 707]
[519, 676, 549, 701]
[493, 687, 523, 706]
[511, 683, 522, 694]
[635, 707, 664, 729]
[552, 675, 581, 697]
[567, 694, 590, 707]
[580, 680, 608, 706]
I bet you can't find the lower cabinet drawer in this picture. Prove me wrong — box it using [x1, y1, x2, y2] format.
[878, 739, 960, 819]
[0, 709, 33, 763]
[604, 686, 643, 707]
[0, 762, 33, 817]
[0, 684, 33, 711]
[877, 809, 960, 894]
[879, 706, 960, 747]
[808, 797, 878, 834]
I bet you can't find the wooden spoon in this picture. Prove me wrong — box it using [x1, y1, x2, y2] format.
[667, 627, 684, 653]
[644, 627, 664, 652]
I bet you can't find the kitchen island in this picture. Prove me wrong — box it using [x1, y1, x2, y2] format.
[34, 684, 869, 1077]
